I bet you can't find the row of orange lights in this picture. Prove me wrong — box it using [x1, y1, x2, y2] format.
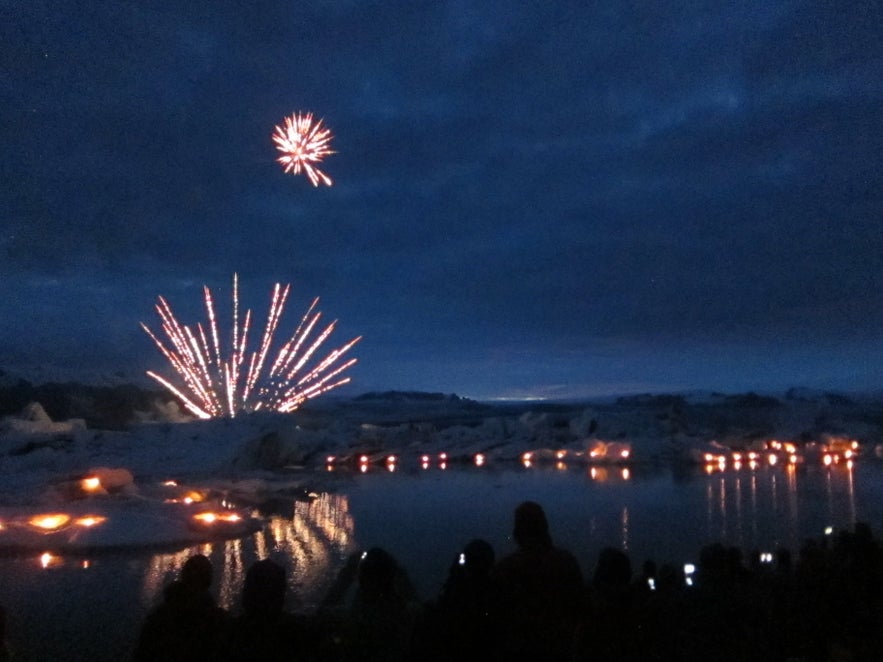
[3, 513, 110, 532]
[161, 480, 245, 526]
[192, 512, 242, 524]
[326, 440, 859, 473]
[703, 443, 860, 474]
[0, 508, 242, 541]
[325, 448, 633, 472]
[35, 552, 94, 570]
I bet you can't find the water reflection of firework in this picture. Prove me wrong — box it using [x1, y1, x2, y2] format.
[142, 493, 355, 611]
[142, 274, 360, 419]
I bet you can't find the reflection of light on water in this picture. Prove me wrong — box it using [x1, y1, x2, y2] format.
[620, 506, 629, 551]
[735, 475, 743, 549]
[218, 537, 245, 608]
[826, 466, 834, 524]
[698, 462, 864, 555]
[142, 493, 354, 611]
[719, 477, 727, 539]
[786, 463, 798, 547]
[750, 473, 758, 545]
[847, 462, 856, 527]
[706, 481, 713, 540]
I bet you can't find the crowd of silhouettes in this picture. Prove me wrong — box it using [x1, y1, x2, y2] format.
[6, 500, 879, 660]
[125, 501, 883, 660]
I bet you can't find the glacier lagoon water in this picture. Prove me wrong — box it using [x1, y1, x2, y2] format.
[2, 459, 882, 661]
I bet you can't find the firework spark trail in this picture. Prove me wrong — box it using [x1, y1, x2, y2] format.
[269, 297, 320, 379]
[272, 112, 335, 186]
[143, 275, 360, 418]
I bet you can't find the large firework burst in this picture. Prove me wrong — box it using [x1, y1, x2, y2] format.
[142, 275, 360, 419]
[272, 112, 335, 186]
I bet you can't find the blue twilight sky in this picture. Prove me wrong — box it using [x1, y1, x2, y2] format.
[1, 1, 881, 400]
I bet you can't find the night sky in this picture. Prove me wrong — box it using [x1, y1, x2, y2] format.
[2, 1, 881, 400]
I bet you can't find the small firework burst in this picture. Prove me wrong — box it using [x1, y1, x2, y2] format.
[142, 274, 360, 419]
[272, 112, 335, 186]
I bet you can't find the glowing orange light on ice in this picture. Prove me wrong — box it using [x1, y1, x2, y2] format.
[81, 476, 102, 492]
[272, 112, 335, 186]
[185, 492, 205, 504]
[75, 516, 106, 528]
[193, 512, 241, 524]
[142, 274, 360, 419]
[29, 514, 70, 531]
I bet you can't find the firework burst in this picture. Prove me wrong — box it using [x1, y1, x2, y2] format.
[142, 274, 360, 419]
[272, 112, 335, 186]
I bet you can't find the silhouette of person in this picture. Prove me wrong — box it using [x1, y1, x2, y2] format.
[574, 546, 643, 661]
[228, 558, 310, 661]
[0, 605, 9, 662]
[319, 547, 419, 662]
[134, 554, 229, 662]
[419, 539, 500, 662]
[491, 501, 583, 662]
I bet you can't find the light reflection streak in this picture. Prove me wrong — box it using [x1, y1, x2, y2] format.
[620, 506, 629, 551]
[719, 477, 727, 539]
[750, 473, 758, 546]
[786, 464, 798, 548]
[826, 465, 834, 524]
[847, 463, 856, 527]
[735, 475, 743, 549]
[143, 493, 355, 611]
[770, 473, 778, 517]
[706, 481, 713, 540]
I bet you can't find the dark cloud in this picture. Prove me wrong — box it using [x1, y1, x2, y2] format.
[1, 1, 881, 397]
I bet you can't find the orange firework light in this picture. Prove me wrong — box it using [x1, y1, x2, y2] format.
[272, 112, 335, 186]
[142, 274, 361, 419]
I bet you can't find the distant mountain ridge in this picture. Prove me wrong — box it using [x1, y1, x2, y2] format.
[2, 366, 883, 445]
